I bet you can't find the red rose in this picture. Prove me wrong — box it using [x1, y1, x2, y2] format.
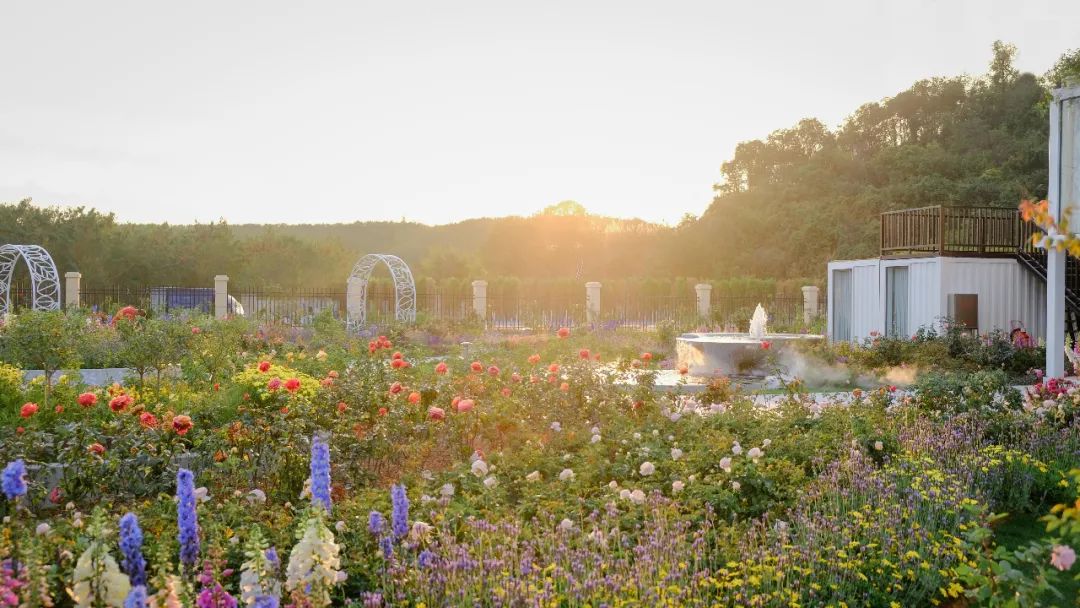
[389, 381, 403, 395]
[77, 392, 98, 407]
[139, 412, 158, 429]
[171, 415, 193, 436]
[284, 378, 301, 393]
[20, 402, 38, 418]
[487, 365, 500, 377]
[408, 392, 421, 404]
[557, 327, 570, 338]
[435, 362, 448, 374]
[428, 406, 445, 421]
[88, 443, 106, 455]
[528, 354, 541, 365]
[579, 349, 590, 359]
[258, 361, 271, 373]
[470, 361, 483, 373]
[109, 394, 133, 412]
[378, 407, 388, 416]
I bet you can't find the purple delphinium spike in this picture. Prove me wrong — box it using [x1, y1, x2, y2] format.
[176, 468, 200, 569]
[1, 460, 26, 500]
[390, 484, 409, 538]
[309, 434, 332, 513]
[124, 585, 147, 608]
[252, 596, 279, 608]
[368, 511, 385, 535]
[119, 512, 147, 587]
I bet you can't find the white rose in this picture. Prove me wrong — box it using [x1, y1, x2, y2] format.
[672, 480, 685, 493]
[639, 462, 656, 476]
[526, 470, 542, 482]
[619, 489, 631, 501]
[591, 434, 602, 443]
[608, 480, 619, 489]
[440, 483, 455, 497]
[559, 468, 575, 482]
[35, 522, 50, 536]
[719, 457, 732, 473]
[471, 459, 489, 477]
[629, 489, 646, 505]
[731, 481, 741, 491]
[671, 448, 684, 461]
[747, 447, 763, 460]
[483, 475, 498, 488]
[559, 518, 574, 531]
[732, 443, 743, 456]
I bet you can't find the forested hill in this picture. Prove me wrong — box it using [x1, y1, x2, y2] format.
[2, 43, 1078, 289]
[676, 42, 1080, 278]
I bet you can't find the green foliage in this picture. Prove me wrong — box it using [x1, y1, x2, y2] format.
[0, 310, 83, 408]
[0, 362, 23, 414]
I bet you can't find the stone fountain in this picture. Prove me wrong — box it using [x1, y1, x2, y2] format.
[675, 304, 822, 377]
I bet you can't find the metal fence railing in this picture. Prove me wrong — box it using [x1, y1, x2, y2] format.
[55, 285, 826, 332]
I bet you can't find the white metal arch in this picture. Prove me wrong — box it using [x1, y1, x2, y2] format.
[0, 244, 62, 316]
[346, 254, 416, 326]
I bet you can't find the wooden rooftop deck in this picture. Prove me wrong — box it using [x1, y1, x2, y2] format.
[879, 205, 1041, 257]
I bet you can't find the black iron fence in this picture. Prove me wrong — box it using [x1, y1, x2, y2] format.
[65, 284, 826, 332]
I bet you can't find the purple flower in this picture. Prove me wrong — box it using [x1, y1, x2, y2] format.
[1, 460, 26, 500]
[124, 585, 147, 608]
[119, 513, 147, 587]
[379, 535, 394, 559]
[390, 484, 409, 538]
[309, 434, 332, 513]
[368, 510, 385, 535]
[252, 596, 279, 608]
[176, 468, 200, 568]
[196, 584, 238, 608]
[418, 549, 436, 569]
[264, 547, 279, 570]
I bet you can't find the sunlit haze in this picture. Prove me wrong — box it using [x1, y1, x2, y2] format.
[2, 0, 1077, 225]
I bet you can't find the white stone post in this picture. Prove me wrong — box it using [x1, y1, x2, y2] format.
[346, 276, 366, 323]
[64, 272, 81, 309]
[694, 283, 712, 319]
[214, 275, 229, 320]
[585, 281, 601, 324]
[802, 285, 820, 324]
[471, 280, 487, 319]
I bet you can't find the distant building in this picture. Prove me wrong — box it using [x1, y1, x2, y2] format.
[827, 206, 1054, 343]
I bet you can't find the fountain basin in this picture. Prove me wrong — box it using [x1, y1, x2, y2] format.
[676, 332, 823, 377]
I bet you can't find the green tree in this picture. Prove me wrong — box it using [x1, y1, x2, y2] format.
[0, 310, 83, 409]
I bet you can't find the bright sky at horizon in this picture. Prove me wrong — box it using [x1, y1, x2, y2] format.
[1, 1, 1078, 226]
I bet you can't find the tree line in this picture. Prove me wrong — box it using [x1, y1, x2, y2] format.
[2, 43, 1077, 291]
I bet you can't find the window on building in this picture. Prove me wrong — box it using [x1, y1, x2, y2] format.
[832, 269, 852, 341]
[885, 266, 909, 338]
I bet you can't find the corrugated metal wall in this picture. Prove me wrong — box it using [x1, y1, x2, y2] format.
[882, 258, 941, 337]
[828, 259, 880, 342]
[939, 258, 1046, 339]
[828, 256, 1047, 342]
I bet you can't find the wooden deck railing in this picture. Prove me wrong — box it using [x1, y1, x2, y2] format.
[880, 206, 1022, 256]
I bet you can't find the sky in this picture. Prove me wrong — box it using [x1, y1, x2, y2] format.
[1, 1, 1078, 226]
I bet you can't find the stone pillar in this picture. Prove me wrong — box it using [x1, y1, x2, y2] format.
[64, 272, 82, 309]
[802, 285, 820, 324]
[585, 281, 601, 324]
[694, 283, 712, 319]
[214, 275, 229, 320]
[471, 280, 487, 319]
[346, 276, 366, 323]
